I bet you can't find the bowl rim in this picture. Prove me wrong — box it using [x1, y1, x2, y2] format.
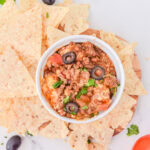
[36, 35, 125, 124]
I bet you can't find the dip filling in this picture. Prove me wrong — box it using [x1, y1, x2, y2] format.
[41, 42, 120, 120]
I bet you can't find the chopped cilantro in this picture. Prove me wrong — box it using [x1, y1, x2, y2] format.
[82, 105, 88, 110]
[127, 124, 139, 136]
[76, 86, 88, 99]
[86, 79, 96, 87]
[46, 12, 49, 18]
[26, 131, 33, 136]
[110, 87, 117, 96]
[118, 83, 120, 87]
[0, 0, 5, 5]
[63, 96, 70, 104]
[53, 80, 63, 89]
[87, 139, 91, 144]
[71, 112, 77, 115]
[80, 67, 88, 72]
[64, 108, 67, 112]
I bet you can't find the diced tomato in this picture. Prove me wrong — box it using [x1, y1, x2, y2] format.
[48, 53, 63, 65]
[96, 99, 111, 111]
[133, 135, 150, 150]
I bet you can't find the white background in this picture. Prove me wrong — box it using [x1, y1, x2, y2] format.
[0, 0, 150, 150]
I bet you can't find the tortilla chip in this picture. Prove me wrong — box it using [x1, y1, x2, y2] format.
[42, 4, 69, 28]
[88, 143, 108, 150]
[105, 93, 137, 129]
[19, 0, 37, 11]
[0, 4, 42, 79]
[0, 0, 20, 28]
[59, 4, 89, 34]
[123, 56, 147, 95]
[64, 0, 73, 4]
[0, 46, 37, 98]
[41, 4, 69, 53]
[46, 26, 70, 48]
[68, 121, 114, 150]
[100, 30, 128, 53]
[0, 97, 69, 138]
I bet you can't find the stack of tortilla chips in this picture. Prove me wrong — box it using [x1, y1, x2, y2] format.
[0, 0, 146, 150]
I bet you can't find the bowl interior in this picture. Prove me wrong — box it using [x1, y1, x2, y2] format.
[36, 35, 125, 124]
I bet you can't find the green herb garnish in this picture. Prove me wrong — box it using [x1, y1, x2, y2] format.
[71, 112, 77, 115]
[82, 105, 88, 110]
[118, 83, 120, 87]
[26, 131, 33, 136]
[86, 79, 96, 87]
[0, 0, 5, 5]
[0, 143, 4, 145]
[53, 80, 63, 89]
[80, 67, 88, 72]
[4, 136, 7, 138]
[46, 12, 49, 18]
[76, 86, 88, 99]
[87, 139, 91, 144]
[127, 124, 139, 136]
[63, 96, 70, 104]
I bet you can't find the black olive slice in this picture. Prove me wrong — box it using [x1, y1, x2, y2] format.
[91, 66, 105, 80]
[6, 135, 22, 150]
[65, 102, 79, 114]
[62, 52, 76, 64]
[42, 0, 55, 5]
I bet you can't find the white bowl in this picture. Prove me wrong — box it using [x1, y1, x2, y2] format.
[36, 35, 125, 124]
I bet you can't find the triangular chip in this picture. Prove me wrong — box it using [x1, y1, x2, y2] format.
[0, 46, 37, 98]
[19, 0, 37, 11]
[46, 26, 70, 48]
[0, 0, 20, 28]
[59, 4, 89, 34]
[68, 120, 114, 150]
[100, 30, 127, 53]
[123, 56, 147, 95]
[0, 4, 42, 79]
[105, 93, 137, 130]
[41, 4, 69, 28]
[0, 97, 69, 138]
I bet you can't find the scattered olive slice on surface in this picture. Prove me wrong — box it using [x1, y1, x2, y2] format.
[91, 66, 105, 80]
[42, 0, 55, 5]
[62, 52, 76, 64]
[65, 102, 79, 114]
[6, 135, 22, 150]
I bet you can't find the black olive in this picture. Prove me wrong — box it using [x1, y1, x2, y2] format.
[6, 135, 22, 150]
[62, 52, 76, 64]
[91, 66, 105, 80]
[42, 0, 55, 5]
[65, 102, 79, 114]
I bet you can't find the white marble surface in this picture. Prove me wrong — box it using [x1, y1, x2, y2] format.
[0, 0, 150, 150]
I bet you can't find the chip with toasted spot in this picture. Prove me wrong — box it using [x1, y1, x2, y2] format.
[46, 26, 70, 48]
[59, 4, 89, 34]
[0, 46, 37, 98]
[0, 97, 69, 138]
[68, 120, 114, 150]
[0, 4, 42, 79]
[19, 0, 37, 11]
[0, 0, 20, 28]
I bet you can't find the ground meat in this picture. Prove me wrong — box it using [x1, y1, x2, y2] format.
[42, 42, 118, 120]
